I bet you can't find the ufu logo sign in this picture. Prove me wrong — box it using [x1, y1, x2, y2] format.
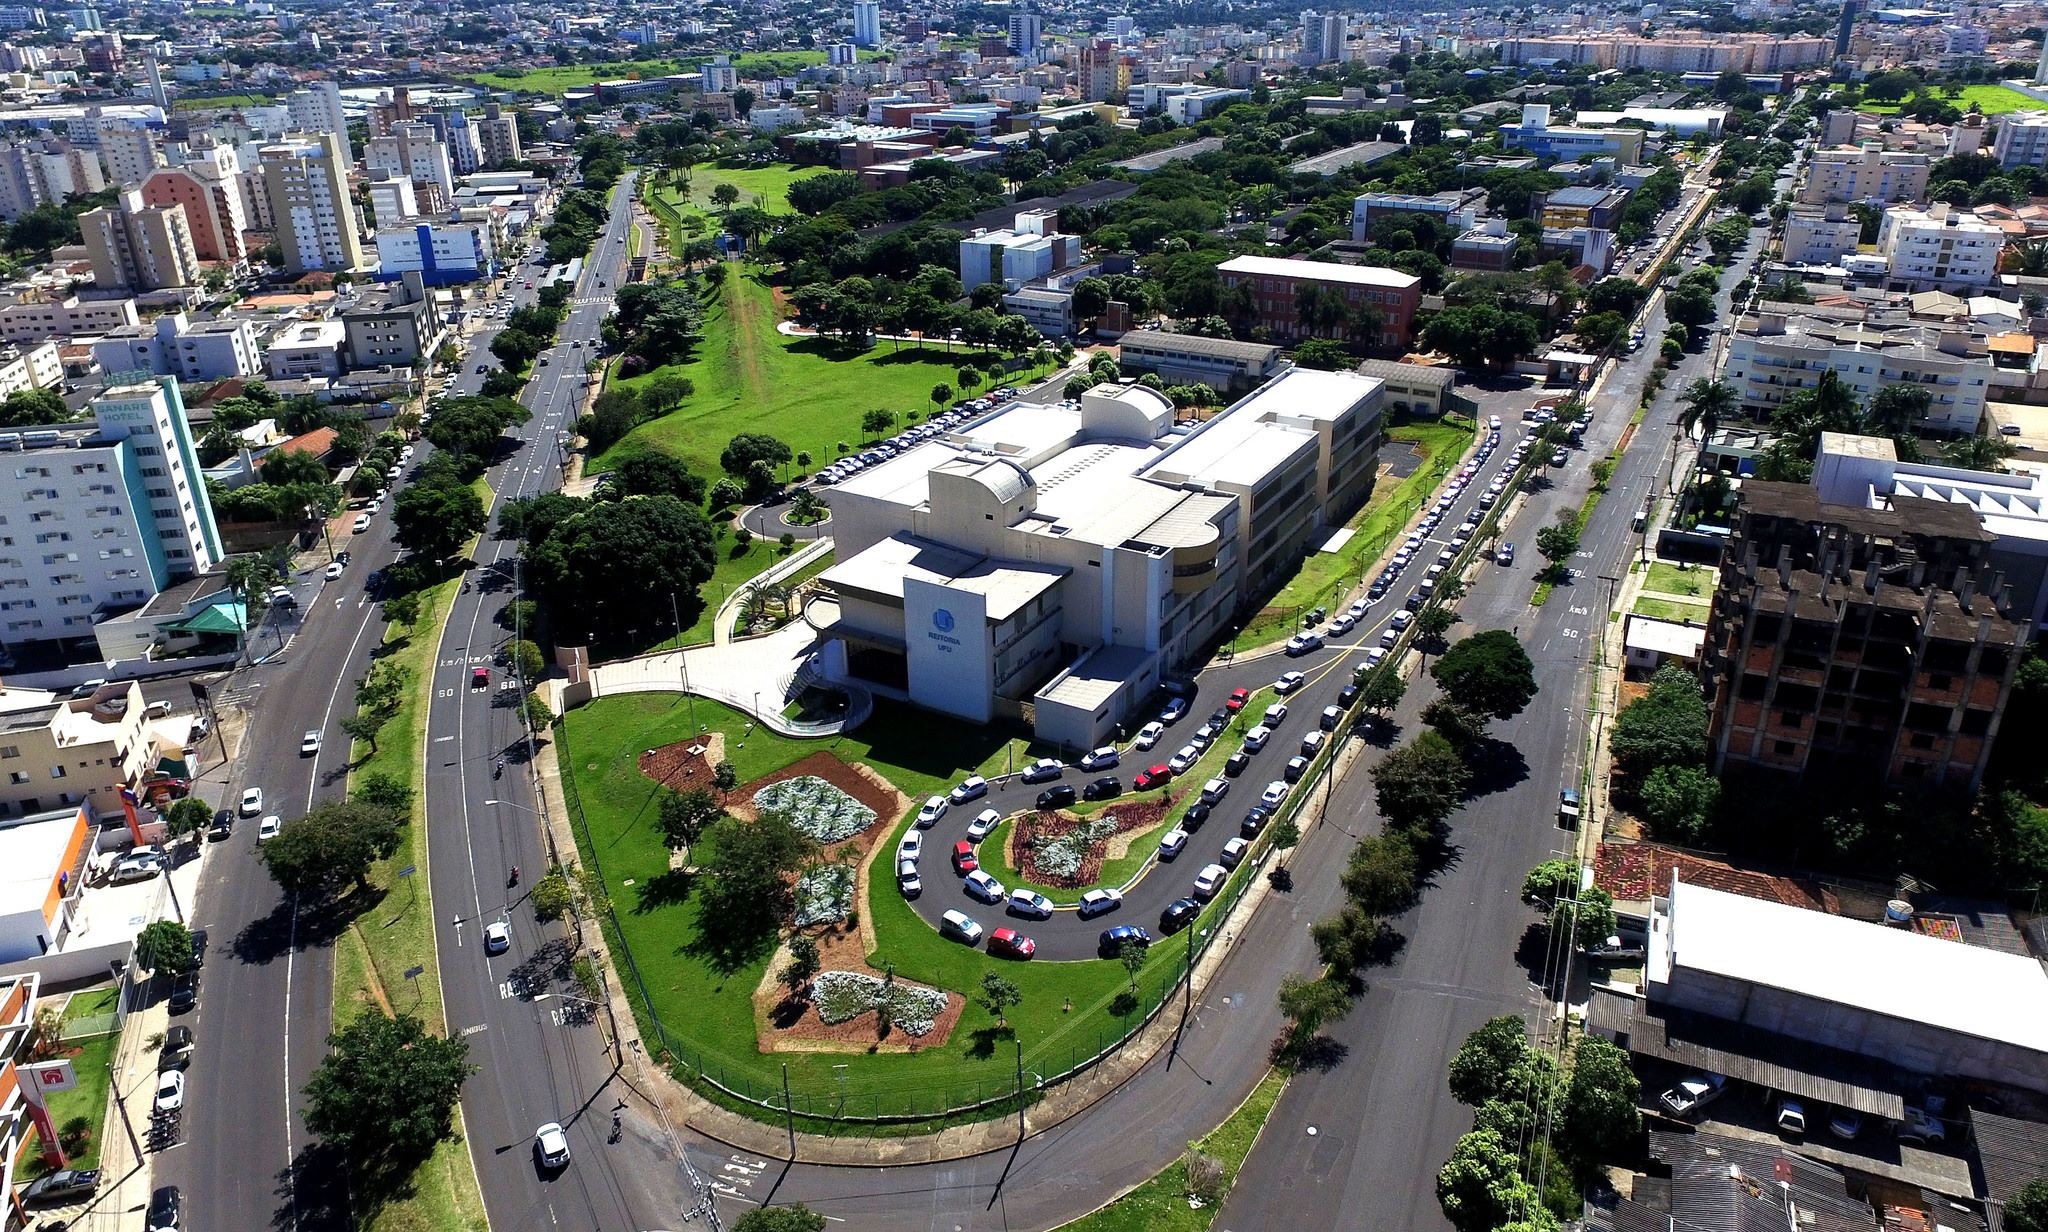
[928, 607, 962, 649]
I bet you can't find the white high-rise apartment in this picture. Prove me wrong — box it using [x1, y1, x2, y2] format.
[365, 122, 455, 199]
[1876, 205, 2003, 292]
[1007, 11, 1042, 54]
[79, 187, 200, 291]
[852, 0, 880, 47]
[259, 131, 364, 274]
[1798, 142, 1931, 205]
[285, 81, 352, 162]
[0, 377, 223, 653]
[93, 118, 158, 188]
[1993, 111, 2048, 169]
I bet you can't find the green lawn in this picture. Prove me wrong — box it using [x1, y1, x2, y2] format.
[561, 693, 1197, 1125]
[1631, 595, 1711, 624]
[1856, 84, 2035, 115]
[595, 265, 980, 477]
[1642, 561, 1712, 599]
[1056, 1069, 1286, 1231]
[1228, 418, 1476, 653]
[23, 1029, 116, 1176]
[464, 51, 825, 93]
[651, 164, 831, 219]
[62, 987, 119, 1024]
[170, 92, 273, 111]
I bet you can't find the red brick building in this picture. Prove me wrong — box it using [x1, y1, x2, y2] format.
[1218, 255, 1421, 351]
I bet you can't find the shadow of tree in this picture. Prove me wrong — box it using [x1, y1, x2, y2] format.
[632, 868, 694, 913]
[769, 996, 809, 1029]
[233, 884, 382, 967]
[964, 1025, 1014, 1060]
[1271, 1033, 1351, 1073]
[1463, 735, 1530, 800]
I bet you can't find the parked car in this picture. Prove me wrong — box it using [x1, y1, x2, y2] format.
[1036, 784, 1077, 810]
[1225, 687, 1251, 712]
[1224, 751, 1251, 778]
[1199, 777, 1230, 805]
[1239, 807, 1270, 839]
[239, 787, 264, 816]
[1159, 697, 1189, 724]
[1078, 888, 1122, 918]
[1242, 725, 1272, 753]
[155, 1068, 186, 1114]
[952, 841, 978, 874]
[1829, 1109, 1864, 1141]
[110, 853, 165, 884]
[964, 870, 1006, 903]
[1262, 703, 1289, 727]
[1098, 925, 1151, 956]
[1898, 1102, 1947, 1145]
[1166, 745, 1201, 775]
[1181, 802, 1211, 830]
[1132, 764, 1173, 791]
[168, 971, 199, 1014]
[1273, 671, 1306, 694]
[1259, 780, 1289, 808]
[939, 910, 984, 945]
[1134, 722, 1166, 750]
[158, 1025, 193, 1070]
[1078, 746, 1120, 772]
[1558, 789, 1582, 827]
[1021, 758, 1065, 784]
[1157, 828, 1190, 860]
[988, 928, 1036, 960]
[1284, 755, 1310, 783]
[966, 809, 1001, 841]
[1497, 542, 1516, 566]
[22, 1168, 101, 1207]
[1159, 897, 1201, 934]
[1284, 632, 1324, 656]
[950, 776, 989, 804]
[147, 1185, 182, 1232]
[916, 796, 949, 827]
[1657, 1074, 1727, 1118]
[897, 861, 921, 899]
[1008, 889, 1054, 918]
[1300, 731, 1326, 757]
[1083, 776, 1122, 801]
[1776, 1100, 1807, 1136]
[1192, 863, 1228, 901]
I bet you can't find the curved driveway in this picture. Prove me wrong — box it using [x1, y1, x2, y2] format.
[899, 413, 1530, 963]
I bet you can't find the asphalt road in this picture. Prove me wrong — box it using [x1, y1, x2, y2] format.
[899, 416, 1530, 963]
[1216, 227, 1769, 1232]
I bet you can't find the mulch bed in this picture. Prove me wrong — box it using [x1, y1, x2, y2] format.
[752, 919, 965, 1052]
[1012, 794, 1177, 888]
[639, 736, 721, 796]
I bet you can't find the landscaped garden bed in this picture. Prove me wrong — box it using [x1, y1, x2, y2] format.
[792, 863, 856, 927]
[754, 775, 876, 845]
[812, 970, 950, 1038]
[1014, 795, 1176, 888]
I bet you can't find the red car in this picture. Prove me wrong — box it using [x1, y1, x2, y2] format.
[471, 667, 489, 689]
[988, 928, 1036, 960]
[952, 840, 978, 875]
[1132, 764, 1173, 791]
[1225, 687, 1251, 712]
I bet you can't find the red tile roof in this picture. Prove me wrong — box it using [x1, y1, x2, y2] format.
[1592, 841, 1839, 913]
[273, 426, 337, 459]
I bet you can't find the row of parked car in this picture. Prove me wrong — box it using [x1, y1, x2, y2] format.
[813, 388, 1024, 486]
[1658, 1072, 1949, 1147]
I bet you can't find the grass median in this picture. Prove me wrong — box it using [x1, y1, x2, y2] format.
[1054, 1068, 1286, 1231]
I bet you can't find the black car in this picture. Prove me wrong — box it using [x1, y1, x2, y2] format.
[1337, 684, 1360, 708]
[187, 928, 207, 970]
[1223, 751, 1250, 778]
[1159, 896, 1201, 934]
[1209, 708, 1230, 728]
[158, 1025, 193, 1071]
[206, 809, 234, 841]
[1406, 591, 1425, 611]
[1098, 925, 1151, 957]
[22, 1168, 100, 1206]
[1180, 802, 1210, 830]
[1240, 807, 1270, 839]
[1036, 784, 1078, 810]
[335, 550, 351, 566]
[1368, 580, 1387, 599]
[147, 1185, 182, 1230]
[168, 971, 199, 1014]
[1082, 776, 1122, 802]
[1284, 756, 1310, 783]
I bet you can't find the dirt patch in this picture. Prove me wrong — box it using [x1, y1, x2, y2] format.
[637, 731, 727, 796]
[1617, 422, 1639, 454]
[750, 919, 965, 1053]
[1010, 794, 1179, 888]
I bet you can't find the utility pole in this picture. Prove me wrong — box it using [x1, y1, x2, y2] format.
[1014, 1033, 1026, 1142]
[781, 1062, 796, 1158]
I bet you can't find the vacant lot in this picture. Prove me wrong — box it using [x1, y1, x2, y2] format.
[1857, 84, 2035, 115]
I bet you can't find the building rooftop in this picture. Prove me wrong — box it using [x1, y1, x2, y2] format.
[1654, 880, 2048, 1054]
[1144, 367, 1378, 490]
[820, 532, 1064, 622]
[1118, 331, 1282, 363]
[1288, 140, 1404, 177]
[0, 808, 80, 923]
[1037, 643, 1156, 711]
[1216, 254, 1421, 291]
[1109, 136, 1225, 174]
[1355, 359, 1454, 389]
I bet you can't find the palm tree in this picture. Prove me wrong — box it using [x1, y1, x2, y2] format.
[1676, 377, 1736, 489]
[1944, 434, 2016, 474]
[2010, 240, 2048, 278]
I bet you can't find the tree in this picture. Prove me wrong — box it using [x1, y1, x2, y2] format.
[1676, 377, 1735, 457]
[732, 1208, 828, 1232]
[710, 182, 741, 211]
[1419, 304, 1542, 372]
[2007, 1179, 2048, 1232]
[1437, 1128, 1541, 1232]
[719, 433, 792, 478]
[1340, 832, 1418, 918]
[257, 800, 405, 898]
[693, 813, 819, 965]
[1521, 858, 1578, 911]
[259, 446, 329, 488]
[1359, 671, 1406, 716]
[162, 797, 214, 843]
[1292, 338, 1355, 370]
[527, 496, 717, 645]
[0, 386, 69, 427]
[393, 473, 487, 563]
[136, 920, 195, 975]
[786, 171, 860, 216]
[381, 593, 421, 627]
[781, 936, 821, 1000]
[1372, 730, 1472, 831]
[977, 971, 1022, 1027]
[713, 761, 738, 792]
[522, 693, 554, 733]
[1664, 284, 1717, 331]
[1117, 937, 1147, 991]
[1276, 972, 1353, 1053]
[658, 787, 721, 854]
[1610, 665, 1708, 776]
[423, 395, 529, 462]
[303, 1012, 475, 1168]
[531, 870, 573, 921]
[930, 383, 952, 411]
[1431, 631, 1538, 721]
[1447, 1015, 1536, 1105]
[1637, 764, 1720, 842]
[1555, 885, 1617, 951]
[1945, 433, 2016, 474]
[860, 408, 896, 438]
[1563, 1035, 1641, 1164]
[1071, 277, 1110, 321]
[610, 452, 706, 505]
[1534, 519, 1581, 579]
[1415, 605, 1455, 646]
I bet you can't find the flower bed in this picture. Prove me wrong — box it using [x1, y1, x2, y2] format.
[810, 970, 949, 1037]
[1013, 794, 1175, 888]
[753, 775, 876, 845]
[792, 864, 855, 927]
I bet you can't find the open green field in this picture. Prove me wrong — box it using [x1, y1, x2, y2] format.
[1632, 595, 1711, 624]
[1856, 84, 2037, 115]
[629, 532, 833, 650]
[464, 50, 826, 93]
[561, 693, 1204, 1125]
[1056, 1069, 1285, 1231]
[1642, 561, 1712, 599]
[171, 93, 273, 111]
[1228, 417, 1476, 653]
[642, 164, 833, 255]
[595, 266, 974, 477]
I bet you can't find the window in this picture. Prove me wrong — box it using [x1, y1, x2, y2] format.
[1772, 740, 1797, 756]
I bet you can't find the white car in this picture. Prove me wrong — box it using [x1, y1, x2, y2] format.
[351, 513, 371, 533]
[964, 869, 1006, 903]
[1200, 777, 1230, 804]
[1259, 780, 1288, 808]
[1078, 746, 1120, 772]
[898, 831, 923, 862]
[1007, 888, 1054, 918]
[1167, 744, 1202, 774]
[483, 921, 511, 955]
[1078, 888, 1123, 918]
[1133, 721, 1165, 750]
[534, 1122, 571, 1169]
[939, 909, 984, 945]
[916, 795, 949, 827]
[324, 561, 345, 580]
[949, 776, 989, 804]
[258, 814, 282, 841]
[897, 861, 922, 899]
[1157, 828, 1190, 860]
[300, 730, 321, 756]
[1219, 836, 1250, 868]
[239, 787, 264, 817]
[1020, 758, 1065, 784]
[967, 809, 1001, 841]
[1242, 725, 1272, 752]
[1192, 863, 1228, 901]
[1273, 671, 1306, 694]
[1262, 703, 1288, 727]
[155, 1069, 185, 1114]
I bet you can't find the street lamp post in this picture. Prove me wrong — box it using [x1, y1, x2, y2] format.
[305, 504, 334, 562]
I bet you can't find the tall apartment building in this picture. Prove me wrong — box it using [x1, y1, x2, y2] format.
[140, 139, 247, 264]
[477, 102, 520, 166]
[1877, 205, 2003, 292]
[1078, 40, 1129, 103]
[1992, 111, 2048, 170]
[427, 109, 483, 176]
[364, 122, 455, 201]
[1007, 11, 1042, 55]
[92, 118, 158, 188]
[852, 0, 880, 47]
[1218, 254, 1422, 350]
[1722, 305, 1993, 435]
[366, 84, 420, 139]
[340, 271, 444, 368]
[79, 187, 200, 292]
[259, 131, 364, 274]
[284, 81, 352, 162]
[0, 142, 92, 220]
[365, 169, 418, 224]
[0, 377, 222, 654]
[1798, 141, 1931, 205]
[1498, 32, 1830, 71]
[79, 31, 120, 74]
[1703, 461, 2023, 792]
[1300, 10, 1346, 64]
[1782, 203, 1863, 265]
